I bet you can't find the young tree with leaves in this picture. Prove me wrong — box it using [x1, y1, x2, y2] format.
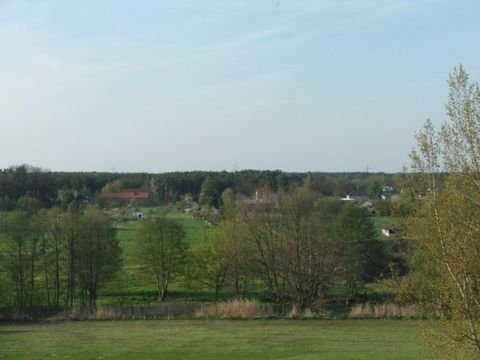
[407, 65, 480, 354]
[77, 207, 121, 309]
[5, 211, 33, 310]
[186, 228, 229, 301]
[335, 203, 384, 289]
[136, 214, 186, 301]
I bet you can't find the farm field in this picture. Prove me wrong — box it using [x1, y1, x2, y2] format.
[0, 320, 434, 359]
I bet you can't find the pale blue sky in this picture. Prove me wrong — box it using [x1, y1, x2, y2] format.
[0, 0, 479, 172]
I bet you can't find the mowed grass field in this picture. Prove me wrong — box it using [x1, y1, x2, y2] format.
[0, 320, 434, 359]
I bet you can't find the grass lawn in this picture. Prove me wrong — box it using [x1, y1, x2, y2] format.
[373, 216, 400, 239]
[100, 210, 210, 304]
[0, 320, 434, 359]
[165, 211, 210, 245]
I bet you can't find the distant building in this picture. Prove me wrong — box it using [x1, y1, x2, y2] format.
[99, 188, 151, 203]
[340, 193, 367, 202]
[381, 184, 395, 200]
[382, 184, 394, 193]
[238, 185, 278, 207]
[255, 185, 273, 201]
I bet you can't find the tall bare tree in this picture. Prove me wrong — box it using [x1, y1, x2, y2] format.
[241, 186, 341, 309]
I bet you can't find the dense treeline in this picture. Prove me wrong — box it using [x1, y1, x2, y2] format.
[0, 165, 398, 210]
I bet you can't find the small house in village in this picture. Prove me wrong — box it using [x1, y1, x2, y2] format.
[98, 188, 151, 205]
[340, 193, 368, 202]
[381, 184, 395, 200]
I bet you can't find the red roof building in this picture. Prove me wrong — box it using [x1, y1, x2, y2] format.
[99, 188, 150, 200]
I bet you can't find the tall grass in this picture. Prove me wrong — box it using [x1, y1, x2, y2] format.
[195, 299, 271, 318]
[288, 305, 316, 319]
[1, 301, 271, 321]
[1, 301, 422, 321]
[349, 302, 420, 319]
[43, 303, 199, 321]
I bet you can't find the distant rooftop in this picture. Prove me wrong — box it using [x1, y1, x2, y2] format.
[99, 188, 150, 200]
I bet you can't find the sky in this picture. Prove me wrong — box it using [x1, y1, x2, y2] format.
[0, 0, 479, 173]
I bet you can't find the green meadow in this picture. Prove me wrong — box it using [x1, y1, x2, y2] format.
[0, 320, 434, 360]
[99, 210, 211, 304]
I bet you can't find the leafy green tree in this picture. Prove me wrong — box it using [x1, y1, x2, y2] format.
[57, 189, 76, 209]
[101, 180, 122, 193]
[186, 228, 229, 301]
[367, 178, 383, 199]
[28, 212, 48, 308]
[61, 209, 82, 309]
[136, 214, 186, 301]
[0, 263, 13, 308]
[45, 207, 67, 309]
[77, 207, 121, 309]
[303, 173, 335, 196]
[222, 217, 253, 297]
[406, 65, 480, 354]
[4, 210, 47, 310]
[199, 176, 221, 207]
[218, 189, 253, 296]
[335, 203, 384, 289]
[16, 196, 44, 215]
[374, 199, 391, 216]
[220, 188, 236, 219]
[4, 211, 32, 310]
[0, 196, 15, 211]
